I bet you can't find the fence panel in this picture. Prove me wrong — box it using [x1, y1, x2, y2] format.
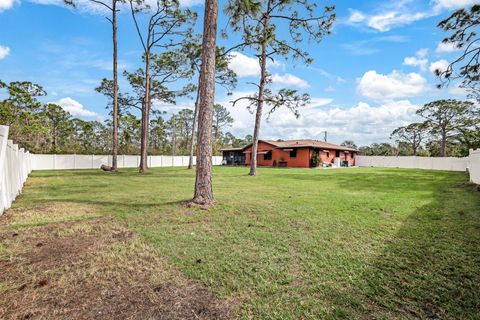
[0, 126, 32, 215]
[149, 156, 162, 167]
[123, 155, 139, 168]
[469, 149, 480, 184]
[357, 155, 468, 172]
[29, 154, 222, 170]
[74, 155, 94, 169]
[92, 155, 109, 168]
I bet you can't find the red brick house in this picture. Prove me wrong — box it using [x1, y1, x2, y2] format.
[222, 139, 358, 168]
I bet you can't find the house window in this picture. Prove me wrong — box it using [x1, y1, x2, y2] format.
[289, 149, 297, 158]
[335, 150, 340, 158]
[344, 152, 348, 160]
[264, 151, 272, 160]
[326, 151, 330, 158]
[351, 153, 355, 160]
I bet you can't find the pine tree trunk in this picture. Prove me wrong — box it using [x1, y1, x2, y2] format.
[188, 85, 200, 169]
[111, 0, 119, 172]
[192, 0, 218, 206]
[139, 54, 151, 173]
[52, 123, 57, 150]
[172, 114, 176, 157]
[249, 19, 268, 176]
[412, 135, 417, 156]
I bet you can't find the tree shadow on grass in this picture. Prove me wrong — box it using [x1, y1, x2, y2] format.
[349, 182, 480, 319]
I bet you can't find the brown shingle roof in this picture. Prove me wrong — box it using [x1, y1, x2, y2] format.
[244, 139, 358, 152]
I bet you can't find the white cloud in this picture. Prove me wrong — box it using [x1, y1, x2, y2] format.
[177, 0, 202, 7]
[228, 52, 285, 78]
[307, 98, 333, 108]
[429, 59, 449, 75]
[29, 0, 200, 13]
[143, 0, 202, 7]
[358, 70, 430, 100]
[0, 45, 10, 59]
[346, 1, 431, 32]
[55, 97, 98, 117]
[30, 0, 109, 13]
[263, 100, 420, 145]
[432, 0, 477, 11]
[448, 84, 468, 97]
[228, 52, 259, 77]
[436, 41, 461, 53]
[347, 9, 367, 23]
[346, 0, 475, 32]
[416, 48, 429, 58]
[403, 56, 428, 70]
[271, 73, 310, 89]
[220, 90, 420, 145]
[0, 0, 15, 12]
[152, 101, 194, 115]
[404, 48, 429, 70]
[267, 100, 421, 145]
[366, 11, 428, 32]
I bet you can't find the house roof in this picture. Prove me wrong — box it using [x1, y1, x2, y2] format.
[220, 147, 245, 152]
[243, 139, 358, 152]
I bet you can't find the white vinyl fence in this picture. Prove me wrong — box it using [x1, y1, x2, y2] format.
[468, 149, 480, 184]
[30, 154, 223, 170]
[356, 156, 469, 172]
[0, 126, 32, 214]
[357, 151, 480, 183]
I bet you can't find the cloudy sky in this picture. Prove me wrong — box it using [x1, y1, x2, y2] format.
[0, 0, 475, 145]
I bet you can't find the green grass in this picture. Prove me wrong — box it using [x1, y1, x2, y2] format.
[8, 167, 480, 319]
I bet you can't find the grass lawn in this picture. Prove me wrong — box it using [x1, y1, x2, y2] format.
[1, 166, 480, 319]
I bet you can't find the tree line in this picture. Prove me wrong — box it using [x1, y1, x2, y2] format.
[354, 99, 479, 157]
[0, 80, 250, 155]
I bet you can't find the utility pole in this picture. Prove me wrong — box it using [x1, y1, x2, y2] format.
[320, 131, 327, 142]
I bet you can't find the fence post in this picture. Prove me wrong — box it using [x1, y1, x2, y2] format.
[0, 126, 9, 214]
[6, 141, 14, 209]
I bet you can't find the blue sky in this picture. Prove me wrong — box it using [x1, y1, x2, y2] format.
[0, 0, 475, 145]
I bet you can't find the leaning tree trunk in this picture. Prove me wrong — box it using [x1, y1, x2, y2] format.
[192, 0, 218, 205]
[139, 54, 151, 173]
[249, 28, 268, 176]
[188, 85, 201, 169]
[111, 0, 119, 172]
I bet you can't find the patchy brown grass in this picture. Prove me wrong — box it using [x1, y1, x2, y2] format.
[0, 203, 101, 230]
[0, 206, 235, 320]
